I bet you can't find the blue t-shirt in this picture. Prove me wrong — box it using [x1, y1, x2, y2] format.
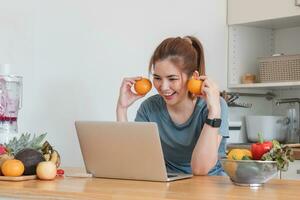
[135, 94, 229, 176]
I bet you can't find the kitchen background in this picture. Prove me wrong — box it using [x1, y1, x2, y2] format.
[0, 0, 227, 167]
[0, 0, 300, 171]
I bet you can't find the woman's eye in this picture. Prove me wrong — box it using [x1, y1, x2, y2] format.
[153, 77, 161, 80]
[169, 78, 178, 81]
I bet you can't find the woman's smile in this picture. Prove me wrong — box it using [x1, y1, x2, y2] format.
[162, 91, 177, 101]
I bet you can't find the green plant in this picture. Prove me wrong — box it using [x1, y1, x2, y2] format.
[4, 133, 47, 156]
[261, 140, 294, 171]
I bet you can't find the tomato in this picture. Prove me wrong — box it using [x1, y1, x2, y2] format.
[57, 169, 64, 176]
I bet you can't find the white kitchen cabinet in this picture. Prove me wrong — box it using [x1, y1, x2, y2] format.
[227, 0, 300, 89]
[228, 0, 300, 26]
[280, 160, 300, 180]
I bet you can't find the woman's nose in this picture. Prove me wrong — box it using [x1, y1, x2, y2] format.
[160, 80, 170, 90]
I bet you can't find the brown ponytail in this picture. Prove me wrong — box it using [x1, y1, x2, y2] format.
[184, 36, 205, 76]
[148, 36, 206, 77]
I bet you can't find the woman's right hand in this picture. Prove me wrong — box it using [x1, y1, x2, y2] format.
[117, 76, 145, 109]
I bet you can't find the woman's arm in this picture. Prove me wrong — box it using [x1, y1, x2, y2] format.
[190, 74, 224, 175]
[116, 105, 128, 122]
[191, 111, 222, 175]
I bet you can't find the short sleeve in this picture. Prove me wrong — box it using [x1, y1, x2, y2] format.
[219, 97, 229, 138]
[135, 101, 150, 122]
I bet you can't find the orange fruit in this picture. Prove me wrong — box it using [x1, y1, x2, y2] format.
[187, 78, 203, 95]
[134, 78, 152, 95]
[0, 154, 14, 175]
[1, 159, 25, 176]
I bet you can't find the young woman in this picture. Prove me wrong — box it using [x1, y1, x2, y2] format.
[116, 36, 229, 176]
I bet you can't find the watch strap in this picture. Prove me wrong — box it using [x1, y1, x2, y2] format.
[205, 118, 222, 128]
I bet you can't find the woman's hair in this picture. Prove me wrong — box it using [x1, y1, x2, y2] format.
[148, 36, 205, 77]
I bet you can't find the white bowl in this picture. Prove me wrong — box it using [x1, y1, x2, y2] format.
[245, 115, 288, 142]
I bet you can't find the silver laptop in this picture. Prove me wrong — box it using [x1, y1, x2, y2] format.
[75, 121, 193, 182]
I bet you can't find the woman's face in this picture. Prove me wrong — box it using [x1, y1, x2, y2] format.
[153, 59, 189, 106]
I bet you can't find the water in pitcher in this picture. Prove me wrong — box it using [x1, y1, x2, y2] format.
[0, 66, 22, 144]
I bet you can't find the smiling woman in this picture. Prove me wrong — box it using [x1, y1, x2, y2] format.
[116, 36, 229, 176]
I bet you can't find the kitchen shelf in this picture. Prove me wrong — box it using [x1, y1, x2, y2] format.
[228, 81, 300, 89]
[227, 0, 300, 90]
[241, 15, 300, 29]
[227, 25, 300, 90]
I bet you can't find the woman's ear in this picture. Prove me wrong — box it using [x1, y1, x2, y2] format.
[192, 71, 200, 79]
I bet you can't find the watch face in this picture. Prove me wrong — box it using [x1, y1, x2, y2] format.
[206, 118, 222, 127]
[213, 119, 222, 127]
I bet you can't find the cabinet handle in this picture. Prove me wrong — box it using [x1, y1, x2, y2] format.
[296, 0, 300, 7]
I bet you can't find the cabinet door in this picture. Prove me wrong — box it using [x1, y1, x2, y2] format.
[280, 160, 300, 180]
[228, 0, 300, 25]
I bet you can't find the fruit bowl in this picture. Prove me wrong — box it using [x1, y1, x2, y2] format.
[220, 158, 278, 187]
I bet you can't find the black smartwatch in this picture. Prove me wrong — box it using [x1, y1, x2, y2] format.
[205, 118, 222, 128]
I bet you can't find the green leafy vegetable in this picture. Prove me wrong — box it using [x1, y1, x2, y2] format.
[261, 140, 294, 171]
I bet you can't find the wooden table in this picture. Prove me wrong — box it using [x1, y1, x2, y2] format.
[0, 173, 299, 199]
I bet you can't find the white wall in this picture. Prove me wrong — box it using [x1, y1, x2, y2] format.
[0, 0, 227, 167]
[274, 26, 300, 55]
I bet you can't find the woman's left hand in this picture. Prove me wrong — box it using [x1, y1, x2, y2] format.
[192, 71, 221, 118]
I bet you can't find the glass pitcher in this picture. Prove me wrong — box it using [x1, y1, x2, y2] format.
[0, 75, 22, 144]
